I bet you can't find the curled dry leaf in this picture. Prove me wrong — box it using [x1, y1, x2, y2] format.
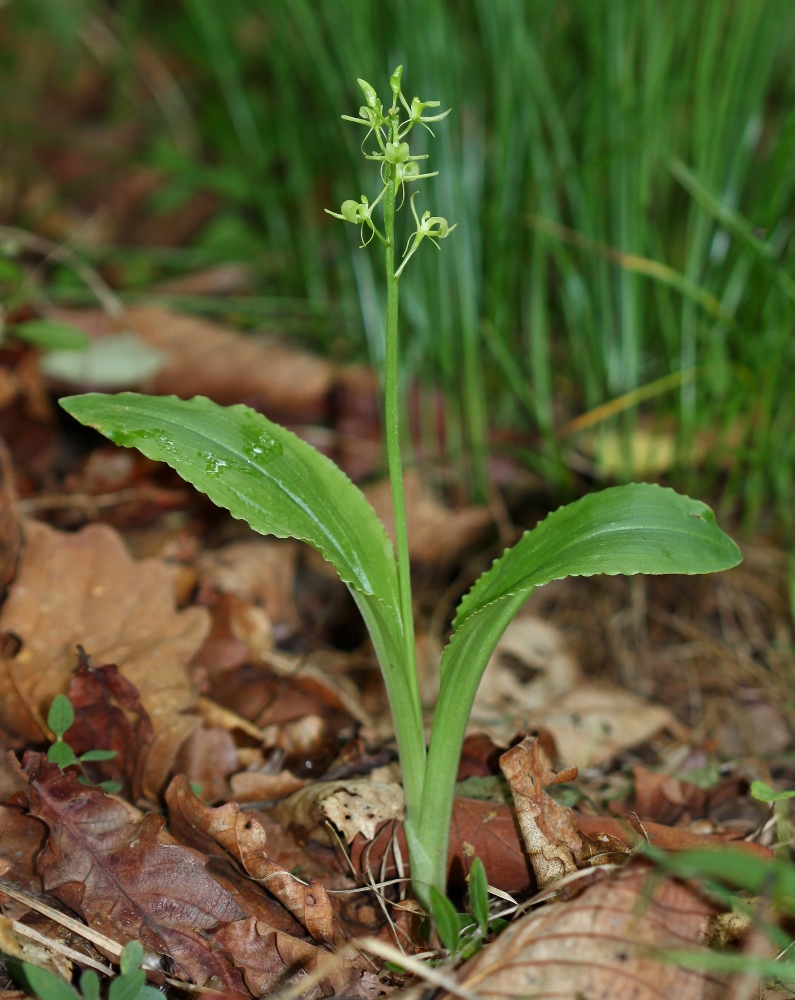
[214, 917, 386, 1000]
[166, 775, 339, 942]
[499, 738, 583, 889]
[24, 754, 248, 992]
[364, 470, 492, 567]
[447, 859, 726, 1000]
[64, 657, 154, 802]
[0, 519, 209, 797]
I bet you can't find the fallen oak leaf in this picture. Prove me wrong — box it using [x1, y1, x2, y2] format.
[0, 519, 209, 797]
[499, 737, 583, 888]
[23, 753, 248, 993]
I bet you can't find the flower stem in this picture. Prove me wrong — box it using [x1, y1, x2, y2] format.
[383, 163, 421, 801]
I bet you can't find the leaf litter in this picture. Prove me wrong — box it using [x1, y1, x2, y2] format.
[0, 307, 793, 999]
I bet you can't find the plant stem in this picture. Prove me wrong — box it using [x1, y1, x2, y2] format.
[383, 161, 423, 808]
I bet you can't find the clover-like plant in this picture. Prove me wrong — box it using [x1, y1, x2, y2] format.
[60, 69, 742, 909]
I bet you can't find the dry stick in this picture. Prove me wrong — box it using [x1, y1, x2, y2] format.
[0, 882, 210, 992]
[0, 882, 124, 959]
[8, 919, 114, 975]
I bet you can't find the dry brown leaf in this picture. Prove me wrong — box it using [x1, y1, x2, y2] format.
[64, 658, 154, 802]
[56, 307, 335, 421]
[196, 539, 301, 643]
[172, 726, 239, 805]
[523, 682, 680, 767]
[276, 781, 405, 846]
[472, 616, 579, 725]
[24, 754, 248, 992]
[448, 859, 726, 1000]
[0, 519, 209, 797]
[499, 738, 582, 888]
[164, 776, 305, 937]
[214, 917, 386, 999]
[0, 803, 48, 915]
[164, 777, 351, 949]
[364, 470, 491, 566]
[228, 770, 307, 804]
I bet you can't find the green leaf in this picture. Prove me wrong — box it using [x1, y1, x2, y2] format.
[429, 886, 460, 955]
[469, 857, 489, 935]
[22, 964, 80, 1000]
[79, 969, 100, 1000]
[109, 971, 146, 1000]
[453, 484, 741, 631]
[750, 779, 795, 803]
[47, 741, 77, 768]
[137, 988, 164, 1000]
[59, 393, 425, 804]
[99, 780, 123, 794]
[47, 694, 74, 738]
[120, 941, 144, 977]
[418, 484, 741, 889]
[13, 320, 90, 351]
[78, 748, 118, 762]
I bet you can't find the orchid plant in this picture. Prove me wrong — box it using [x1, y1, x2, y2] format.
[61, 68, 741, 909]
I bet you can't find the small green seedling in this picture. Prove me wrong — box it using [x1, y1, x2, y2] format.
[21, 941, 161, 1000]
[427, 859, 498, 960]
[751, 780, 795, 804]
[47, 693, 120, 793]
[60, 68, 742, 909]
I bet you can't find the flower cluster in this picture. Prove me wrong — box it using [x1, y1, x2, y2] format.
[326, 66, 455, 264]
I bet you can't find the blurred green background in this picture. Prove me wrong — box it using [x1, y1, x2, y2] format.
[4, 0, 795, 535]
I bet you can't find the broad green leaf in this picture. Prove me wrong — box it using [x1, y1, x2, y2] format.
[47, 741, 77, 768]
[47, 694, 74, 737]
[453, 484, 741, 631]
[429, 886, 461, 955]
[750, 779, 795, 803]
[418, 484, 741, 877]
[23, 964, 80, 1000]
[120, 941, 144, 977]
[60, 393, 426, 802]
[469, 857, 489, 934]
[80, 970, 100, 1000]
[109, 970, 146, 1000]
[13, 319, 90, 351]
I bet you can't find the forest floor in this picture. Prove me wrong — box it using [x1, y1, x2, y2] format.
[2, 73, 795, 997]
[0, 299, 794, 1000]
